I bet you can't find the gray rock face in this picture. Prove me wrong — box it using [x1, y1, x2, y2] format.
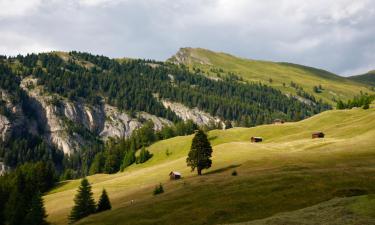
[0, 161, 9, 175]
[0, 115, 11, 142]
[20, 77, 173, 155]
[161, 99, 222, 126]
[168, 47, 212, 65]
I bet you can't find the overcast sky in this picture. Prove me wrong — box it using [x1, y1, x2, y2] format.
[0, 0, 374, 76]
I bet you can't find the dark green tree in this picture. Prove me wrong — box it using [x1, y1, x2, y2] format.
[121, 150, 135, 171]
[136, 146, 152, 164]
[24, 192, 49, 225]
[5, 171, 28, 225]
[69, 178, 96, 223]
[224, 120, 232, 129]
[96, 189, 111, 212]
[89, 152, 105, 175]
[186, 130, 213, 175]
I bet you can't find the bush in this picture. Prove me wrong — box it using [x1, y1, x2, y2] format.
[153, 183, 164, 195]
[231, 170, 238, 176]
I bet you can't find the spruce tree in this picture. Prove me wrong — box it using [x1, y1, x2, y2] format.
[69, 178, 96, 223]
[121, 150, 135, 171]
[24, 192, 49, 225]
[186, 130, 213, 175]
[136, 146, 152, 164]
[96, 189, 111, 212]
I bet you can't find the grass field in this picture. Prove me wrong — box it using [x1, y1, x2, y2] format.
[168, 48, 374, 105]
[44, 108, 375, 225]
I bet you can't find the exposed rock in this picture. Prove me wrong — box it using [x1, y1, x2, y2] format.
[99, 104, 141, 140]
[0, 161, 10, 176]
[161, 99, 222, 126]
[168, 47, 212, 65]
[20, 77, 173, 154]
[0, 115, 11, 142]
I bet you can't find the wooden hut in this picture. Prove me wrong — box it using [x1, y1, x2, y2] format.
[169, 171, 182, 180]
[250, 137, 263, 143]
[312, 132, 325, 139]
[273, 119, 285, 124]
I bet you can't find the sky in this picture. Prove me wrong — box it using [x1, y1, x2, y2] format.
[0, 0, 374, 76]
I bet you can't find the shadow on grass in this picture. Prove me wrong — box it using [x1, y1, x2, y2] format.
[205, 164, 241, 175]
[47, 180, 71, 194]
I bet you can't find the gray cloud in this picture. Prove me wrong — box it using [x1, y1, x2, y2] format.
[0, 0, 374, 76]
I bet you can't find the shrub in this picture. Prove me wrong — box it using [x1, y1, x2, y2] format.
[231, 170, 238, 176]
[153, 183, 164, 195]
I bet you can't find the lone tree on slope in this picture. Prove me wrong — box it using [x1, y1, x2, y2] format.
[186, 130, 213, 175]
[69, 178, 96, 223]
[96, 189, 112, 213]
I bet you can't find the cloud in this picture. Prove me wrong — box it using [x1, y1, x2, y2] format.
[0, 0, 374, 76]
[0, 0, 42, 17]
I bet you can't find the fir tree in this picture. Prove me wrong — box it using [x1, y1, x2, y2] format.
[96, 189, 111, 212]
[69, 178, 96, 223]
[5, 171, 28, 225]
[121, 150, 135, 171]
[136, 146, 152, 164]
[24, 192, 49, 225]
[186, 130, 213, 175]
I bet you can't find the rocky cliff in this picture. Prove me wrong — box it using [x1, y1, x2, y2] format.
[20, 77, 173, 154]
[161, 99, 222, 126]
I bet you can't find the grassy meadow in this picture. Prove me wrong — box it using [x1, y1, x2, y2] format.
[169, 48, 374, 105]
[44, 107, 375, 225]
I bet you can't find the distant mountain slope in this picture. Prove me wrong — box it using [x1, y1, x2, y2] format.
[168, 48, 374, 104]
[348, 71, 375, 87]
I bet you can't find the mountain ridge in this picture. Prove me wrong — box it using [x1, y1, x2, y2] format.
[168, 47, 374, 104]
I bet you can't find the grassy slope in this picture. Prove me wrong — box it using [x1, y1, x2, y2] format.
[44, 108, 375, 225]
[348, 71, 375, 87]
[168, 48, 374, 104]
[228, 195, 375, 225]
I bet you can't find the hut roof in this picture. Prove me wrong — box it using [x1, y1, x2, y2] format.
[170, 171, 181, 176]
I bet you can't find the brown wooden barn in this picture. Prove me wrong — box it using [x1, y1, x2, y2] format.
[312, 132, 325, 139]
[169, 171, 182, 180]
[273, 119, 285, 124]
[251, 137, 263, 143]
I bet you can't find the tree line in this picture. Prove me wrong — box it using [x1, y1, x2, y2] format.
[336, 94, 374, 110]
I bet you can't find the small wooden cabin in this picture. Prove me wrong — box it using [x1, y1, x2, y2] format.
[273, 119, 285, 124]
[169, 171, 182, 180]
[312, 132, 325, 139]
[251, 137, 263, 143]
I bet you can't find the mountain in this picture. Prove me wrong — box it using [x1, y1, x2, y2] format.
[168, 48, 374, 104]
[44, 107, 375, 225]
[348, 70, 375, 87]
[0, 51, 329, 173]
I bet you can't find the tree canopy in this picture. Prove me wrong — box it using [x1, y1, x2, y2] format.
[186, 130, 213, 175]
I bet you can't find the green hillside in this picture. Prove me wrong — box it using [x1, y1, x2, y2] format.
[349, 70, 375, 87]
[44, 107, 375, 225]
[168, 48, 374, 105]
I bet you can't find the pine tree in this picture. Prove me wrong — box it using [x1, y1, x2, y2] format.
[186, 130, 213, 175]
[24, 192, 49, 225]
[96, 189, 111, 213]
[5, 171, 28, 225]
[121, 150, 135, 171]
[136, 146, 152, 164]
[69, 178, 96, 223]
